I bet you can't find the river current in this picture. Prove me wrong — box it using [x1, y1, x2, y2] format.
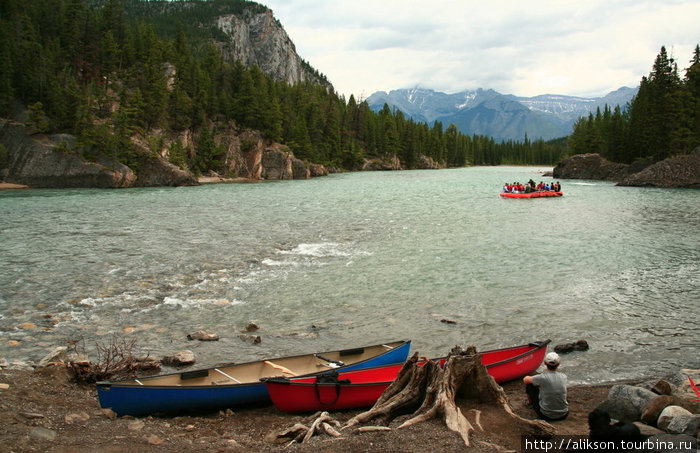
[1, 166, 698, 384]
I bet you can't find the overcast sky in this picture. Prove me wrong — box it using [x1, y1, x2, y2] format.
[262, 0, 700, 99]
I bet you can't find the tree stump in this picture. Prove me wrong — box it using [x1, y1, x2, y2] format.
[270, 346, 556, 449]
[346, 346, 555, 448]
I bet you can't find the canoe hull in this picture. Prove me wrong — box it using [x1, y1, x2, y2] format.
[267, 340, 551, 412]
[97, 340, 410, 416]
[500, 191, 562, 198]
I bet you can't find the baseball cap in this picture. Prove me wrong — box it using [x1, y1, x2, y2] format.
[544, 352, 560, 366]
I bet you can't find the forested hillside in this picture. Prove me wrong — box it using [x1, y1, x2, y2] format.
[0, 0, 572, 178]
[569, 46, 700, 164]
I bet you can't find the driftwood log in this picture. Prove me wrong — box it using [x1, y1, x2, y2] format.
[270, 346, 555, 449]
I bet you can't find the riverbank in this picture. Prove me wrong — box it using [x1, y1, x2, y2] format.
[0, 365, 616, 452]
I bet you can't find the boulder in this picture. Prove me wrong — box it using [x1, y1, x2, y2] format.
[642, 395, 675, 426]
[608, 384, 657, 412]
[37, 346, 68, 367]
[308, 163, 328, 177]
[162, 350, 195, 367]
[187, 331, 220, 341]
[131, 153, 197, 187]
[596, 397, 640, 423]
[658, 405, 692, 431]
[651, 379, 674, 396]
[554, 339, 589, 354]
[665, 414, 700, 436]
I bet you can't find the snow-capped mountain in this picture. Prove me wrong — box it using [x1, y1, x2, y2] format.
[366, 87, 637, 142]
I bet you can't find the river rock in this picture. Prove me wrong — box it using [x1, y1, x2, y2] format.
[38, 346, 68, 367]
[642, 395, 676, 426]
[128, 419, 145, 431]
[162, 350, 195, 367]
[651, 379, 674, 396]
[65, 412, 90, 423]
[238, 334, 261, 344]
[28, 426, 57, 441]
[244, 322, 259, 332]
[608, 384, 657, 412]
[147, 435, 163, 445]
[658, 405, 692, 431]
[187, 330, 220, 341]
[553, 339, 589, 354]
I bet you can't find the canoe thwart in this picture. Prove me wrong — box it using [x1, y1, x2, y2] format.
[214, 368, 241, 384]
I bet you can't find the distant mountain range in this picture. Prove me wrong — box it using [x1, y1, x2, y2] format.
[366, 87, 638, 142]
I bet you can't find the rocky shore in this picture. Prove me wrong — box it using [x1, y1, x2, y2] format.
[553, 149, 700, 188]
[1, 346, 698, 452]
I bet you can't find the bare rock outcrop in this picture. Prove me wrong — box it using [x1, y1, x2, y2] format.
[361, 155, 403, 171]
[553, 153, 629, 181]
[261, 146, 310, 180]
[215, 9, 328, 87]
[554, 151, 699, 188]
[618, 148, 700, 188]
[0, 120, 136, 188]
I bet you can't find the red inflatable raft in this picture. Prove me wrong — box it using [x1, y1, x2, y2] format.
[500, 191, 563, 198]
[264, 340, 550, 412]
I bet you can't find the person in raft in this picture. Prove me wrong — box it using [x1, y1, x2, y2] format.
[523, 352, 569, 420]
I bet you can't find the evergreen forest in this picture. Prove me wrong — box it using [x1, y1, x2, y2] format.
[0, 0, 566, 174]
[568, 45, 700, 163]
[1, 0, 697, 175]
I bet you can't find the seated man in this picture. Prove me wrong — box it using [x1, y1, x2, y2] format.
[523, 352, 569, 421]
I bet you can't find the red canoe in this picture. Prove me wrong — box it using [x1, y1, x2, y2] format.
[264, 340, 550, 412]
[500, 191, 563, 198]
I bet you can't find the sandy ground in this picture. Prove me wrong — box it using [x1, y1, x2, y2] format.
[0, 366, 615, 453]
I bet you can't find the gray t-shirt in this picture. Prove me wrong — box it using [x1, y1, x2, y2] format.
[532, 371, 568, 419]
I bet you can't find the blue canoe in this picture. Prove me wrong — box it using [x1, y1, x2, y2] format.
[96, 340, 410, 416]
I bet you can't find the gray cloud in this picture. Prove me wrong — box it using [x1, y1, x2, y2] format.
[264, 0, 700, 98]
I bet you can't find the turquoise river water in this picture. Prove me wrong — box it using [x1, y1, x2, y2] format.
[1, 166, 698, 384]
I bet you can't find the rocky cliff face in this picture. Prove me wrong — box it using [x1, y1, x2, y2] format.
[215, 9, 327, 87]
[0, 117, 321, 188]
